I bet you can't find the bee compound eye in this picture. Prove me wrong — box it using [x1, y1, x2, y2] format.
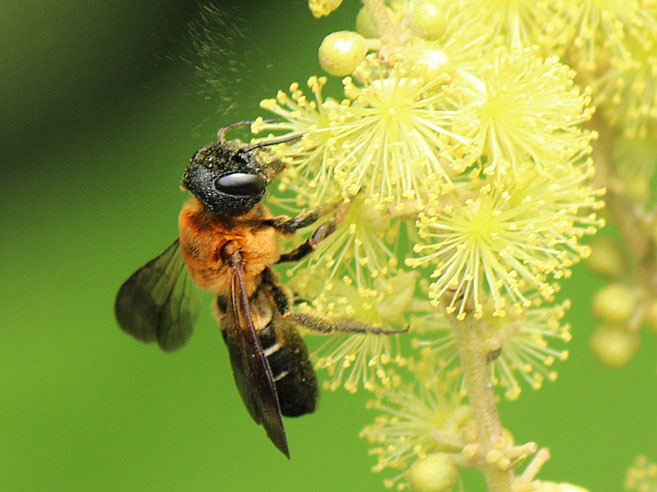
[214, 172, 266, 196]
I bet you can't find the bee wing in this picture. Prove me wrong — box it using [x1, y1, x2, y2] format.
[223, 259, 289, 458]
[115, 239, 201, 351]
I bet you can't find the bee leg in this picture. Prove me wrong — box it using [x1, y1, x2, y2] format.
[263, 202, 338, 235]
[273, 202, 350, 263]
[285, 312, 408, 335]
[276, 219, 336, 263]
[292, 294, 312, 306]
[261, 267, 407, 336]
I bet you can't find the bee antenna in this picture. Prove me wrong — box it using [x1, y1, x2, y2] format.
[240, 133, 303, 153]
[217, 119, 282, 143]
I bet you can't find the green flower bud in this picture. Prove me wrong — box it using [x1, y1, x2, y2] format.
[407, 453, 457, 492]
[592, 283, 639, 325]
[355, 7, 379, 38]
[585, 237, 626, 279]
[409, 1, 446, 40]
[591, 326, 639, 368]
[318, 31, 367, 76]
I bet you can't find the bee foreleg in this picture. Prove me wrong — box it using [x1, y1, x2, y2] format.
[262, 202, 338, 235]
[276, 221, 336, 263]
[275, 202, 350, 263]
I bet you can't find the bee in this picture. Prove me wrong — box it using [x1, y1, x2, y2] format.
[115, 120, 405, 458]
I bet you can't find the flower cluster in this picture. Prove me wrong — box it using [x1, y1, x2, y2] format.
[258, 41, 601, 328]
[593, 25, 657, 138]
[185, 0, 657, 487]
[243, 0, 627, 488]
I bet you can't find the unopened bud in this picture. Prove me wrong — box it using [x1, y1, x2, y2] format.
[592, 283, 639, 325]
[591, 326, 639, 368]
[308, 0, 343, 18]
[319, 31, 367, 76]
[409, 1, 446, 40]
[586, 237, 626, 279]
[407, 453, 457, 492]
[355, 7, 380, 38]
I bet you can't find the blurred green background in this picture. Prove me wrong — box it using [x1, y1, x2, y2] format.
[1, 1, 655, 491]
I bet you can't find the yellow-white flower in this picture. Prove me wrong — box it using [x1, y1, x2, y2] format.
[361, 359, 469, 489]
[560, 0, 657, 73]
[281, 195, 404, 285]
[257, 77, 345, 205]
[408, 163, 603, 319]
[594, 25, 657, 138]
[291, 269, 417, 393]
[453, 0, 564, 50]
[258, 63, 480, 211]
[463, 48, 595, 174]
[412, 299, 572, 400]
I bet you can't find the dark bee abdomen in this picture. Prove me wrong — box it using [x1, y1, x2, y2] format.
[259, 319, 318, 417]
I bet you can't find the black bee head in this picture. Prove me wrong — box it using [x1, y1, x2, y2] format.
[183, 141, 275, 217]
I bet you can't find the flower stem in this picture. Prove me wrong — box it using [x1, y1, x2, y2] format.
[590, 115, 657, 295]
[590, 116, 646, 259]
[452, 316, 514, 492]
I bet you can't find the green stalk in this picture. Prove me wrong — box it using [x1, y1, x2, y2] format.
[452, 316, 514, 492]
